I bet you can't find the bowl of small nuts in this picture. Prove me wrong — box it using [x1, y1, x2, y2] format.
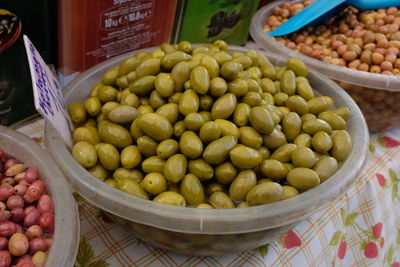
[0, 125, 79, 266]
[251, 0, 400, 132]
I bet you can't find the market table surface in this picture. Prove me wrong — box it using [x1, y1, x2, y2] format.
[15, 116, 400, 267]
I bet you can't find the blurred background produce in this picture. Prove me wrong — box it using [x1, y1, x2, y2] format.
[251, 0, 400, 131]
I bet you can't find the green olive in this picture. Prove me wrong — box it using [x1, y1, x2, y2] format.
[101, 102, 120, 118]
[137, 136, 158, 157]
[72, 141, 98, 168]
[241, 92, 261, 107]
[274, 92, 289, 106]
[160, 43, 176, 53]
[156, 139, 179, 159]
[307, 96, 334, 114]
[98, 121, 132, 148]
[302, 119, 332, 135]
[215, 119, 240, 138]
[262, 128, 287, 149]
[209, 191, 234, 209]
[113, 167, 142, 182]
[97, 143, 120, 171]
[149, 90, 166, 110]
[141, 156, 165, 173]
[129, 75, 156, 96]
[104, 179, 117, 187]
[260, 65, 276, 80]
[229, 146, 263, 169]
[331, 130, 352, 162]
[239, 126, 263, 148]
[280, 70, 296, 95]
[173, 121, 186, 138]
[154, 103, 179, 125]
[212, 51, 232, 65]
[211, 93, 237, 120]
[233, 103, 251, 127]
[120, 93, 140, 108]
[282, 185, 299, 200]
[220, 61, 242, 81]
[120, 145, 142, 169]
[318, 111, 346, 130]
[293, 133, 312, 148]
[188, 159, 214, 181]
[177, 41, 192, 53]
[228, 79, 248, 97]
[190, 66, 210, 94]
[171, 61, 190, 92]
[206, 182, 225, 195]
[164, 154, 187, 183]
[257, 146, 270, 160]
[179, 131, 203, 159]
[102, 66, 119, 86]
[118, 56, 140, 76]
[73, 127, 101, 145]
[155, 73, 174, 97]
[83, 97, 102, 116]
[260, 78, 277, 94]
[291, 146, 317, 168]
[180, 174, 205, 206]
[153, 191, 186, 206]
[135, 58, 161, 79]
[69, 102, 87, 124]
[229, 170, 257, 201]
[249, 106, 274, 134]
[312, 131, 333, 153]
[98, 85, 118, 103]
[331, 107, 351, 120]
[287, 168, 320, 191]
[270, 143, 297, 163]
[184, 113, 205, 131]
[246, 79, 261, 93]
[214, 162, 237, 184]
[136, 113, 173, 141]
[200, 95, 214, 111]
[287, 57, 308, 77]
[108, 105, 139, 124]
[161, 51, 191, 70]
[246, 182, 283, 206]
[88, 164, 107, 180]
[199, 111, 212, 122]
[203, 135, 237, 165]
[260, 159, 287, 179]
[301, 113, 317, 124]
[141, 173, 167, 195]
[282, 112, 302, 142]
[197, 203, 214, 209]
[286, 95, 309, 115]
[313, 157, 338, 182]
[199, 121, 221, 143]
[168, 92, 182, 104]
[200, 55, 219, 78]
[209, 77, 228, 97]
[117, 179, 149, 199]
[296, 80, 314, 100]
[130, 121, 144, 142]
[179, 89, 199, 115]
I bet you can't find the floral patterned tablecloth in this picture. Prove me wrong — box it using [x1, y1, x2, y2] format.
[15, 116, 400, 267]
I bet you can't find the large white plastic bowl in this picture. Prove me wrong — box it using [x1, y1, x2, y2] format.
[45, 46, 369, 255]
[0, 125, 79, 266]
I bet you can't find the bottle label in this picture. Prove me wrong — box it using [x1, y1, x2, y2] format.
[0, 9, 21, 53]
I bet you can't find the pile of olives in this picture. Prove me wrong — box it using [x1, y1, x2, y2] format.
[68, 40, 352, 209]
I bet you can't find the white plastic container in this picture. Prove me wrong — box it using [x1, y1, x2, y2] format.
[45, 46, 369, 255]
[250, 1, 400, 132]
[0, 126, 79, 266]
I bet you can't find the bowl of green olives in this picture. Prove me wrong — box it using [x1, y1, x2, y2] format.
[45, 41, 369, 255]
